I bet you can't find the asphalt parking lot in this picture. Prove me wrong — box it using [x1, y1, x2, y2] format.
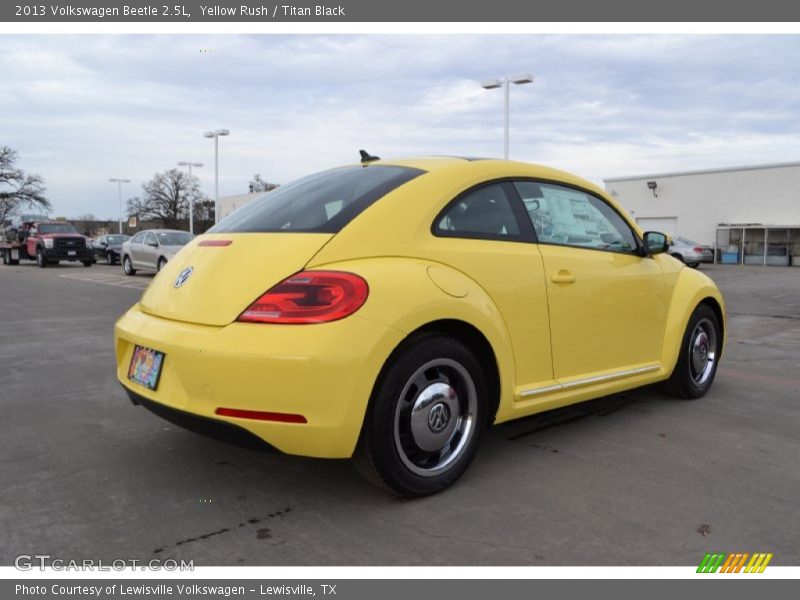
[1, 261, 798, 566]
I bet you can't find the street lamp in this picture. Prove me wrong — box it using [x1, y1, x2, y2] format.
[177, 161, 203, 234]
[108, 178, 131, 234]
[481, 73, 534, 159]
[203, 129, 230, 224]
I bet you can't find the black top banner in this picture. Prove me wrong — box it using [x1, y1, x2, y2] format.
[3, 0, 799, 22]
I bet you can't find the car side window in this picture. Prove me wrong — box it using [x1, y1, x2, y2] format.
[434, 183, 521, 239]
[514, 181, 638, 253]
[131, 233, 144, 244]
[144, 232, 157, 246]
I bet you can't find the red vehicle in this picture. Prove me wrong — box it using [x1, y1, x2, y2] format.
[1, 220, 93, 268]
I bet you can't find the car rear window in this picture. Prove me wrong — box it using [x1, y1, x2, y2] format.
[210, 165, 425, 234]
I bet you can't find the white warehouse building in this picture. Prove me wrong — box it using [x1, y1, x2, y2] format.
[604, 161, 800, 265]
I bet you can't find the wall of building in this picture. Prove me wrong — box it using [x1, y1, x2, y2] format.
[219, 192, 263, 220]
[604, 163, 800, 245]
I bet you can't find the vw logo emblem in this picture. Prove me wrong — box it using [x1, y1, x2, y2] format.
[427, 403, 450, 434]
[173, 266, 194, 288]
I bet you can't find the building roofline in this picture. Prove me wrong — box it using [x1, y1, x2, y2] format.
[603, 160, 800, 183]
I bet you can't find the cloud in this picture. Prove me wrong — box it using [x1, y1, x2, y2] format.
[1, 34, 800, 218]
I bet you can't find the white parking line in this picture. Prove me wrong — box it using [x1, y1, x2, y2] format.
[59, 272, 151, 289]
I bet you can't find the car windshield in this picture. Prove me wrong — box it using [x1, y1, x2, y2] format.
[107, 235, 129, 245]
[210, 165, 425, 234]
[156, 231, 192, 246]
[39, 223, 79, 234]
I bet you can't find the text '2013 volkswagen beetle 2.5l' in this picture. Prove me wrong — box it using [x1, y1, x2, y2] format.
[115, 156, 725, 496]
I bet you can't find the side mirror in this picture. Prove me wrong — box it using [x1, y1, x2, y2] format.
[643, 231, 669, 255]
[147, 240, 158, 247]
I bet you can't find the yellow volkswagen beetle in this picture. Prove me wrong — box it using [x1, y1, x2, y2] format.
[115, 156, 725, 496]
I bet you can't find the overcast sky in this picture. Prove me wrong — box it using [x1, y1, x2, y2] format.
[2, 34, 800, 219]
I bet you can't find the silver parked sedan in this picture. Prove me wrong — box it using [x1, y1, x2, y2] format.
[121, 229, 193, 275]
[669, 236, 714, 268]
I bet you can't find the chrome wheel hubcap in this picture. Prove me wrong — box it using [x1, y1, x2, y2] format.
[394, 358, 477, 477]
[688, 318, 717, 385]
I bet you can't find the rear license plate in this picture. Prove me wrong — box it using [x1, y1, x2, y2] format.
[68, 250, 76, 256]
[128, 345, 165, 391]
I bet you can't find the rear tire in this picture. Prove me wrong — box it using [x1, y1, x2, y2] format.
[123, 255, 136, 276]
[106, 252, 114, 265]
[666, 304, 721, 399]
[82, 260, 92, 267]
[354, 333, 487, 496]
[687, 262, 700, 268]
[36, 247, 46, 268]
[671, 253, 684, 263]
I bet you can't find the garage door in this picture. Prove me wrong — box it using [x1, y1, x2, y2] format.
[636, 217, 678, 236]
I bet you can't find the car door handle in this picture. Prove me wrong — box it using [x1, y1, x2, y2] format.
[551, 270, 576, 284]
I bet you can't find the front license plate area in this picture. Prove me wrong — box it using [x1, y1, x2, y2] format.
[128, 345, 165, 391]
[68, 250, 76, 256]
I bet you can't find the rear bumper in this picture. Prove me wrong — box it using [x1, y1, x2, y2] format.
[115, 304, 405, 458]
[125, 387, 279, 452]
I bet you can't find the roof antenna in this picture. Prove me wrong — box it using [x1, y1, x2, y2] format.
[359, 149, 380, 163]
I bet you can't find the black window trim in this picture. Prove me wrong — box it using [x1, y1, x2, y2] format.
[508, 177, 648, 257]
[431, 180, 538, 243]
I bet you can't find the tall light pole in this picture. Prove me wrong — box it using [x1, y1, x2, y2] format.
[481, 73, 534, 159]
[108, 178, 131, 234]
[177, 161, 203, 234]
[203, 129, 230, 224]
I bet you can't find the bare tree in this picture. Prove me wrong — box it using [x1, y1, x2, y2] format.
[127, 168, 207, 229]
[0, 146, 50, 223]
[248, 174, 280, 193]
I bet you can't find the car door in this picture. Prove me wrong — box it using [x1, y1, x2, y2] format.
[129, 232, 146, 267]
[26, 226, 38, 257]
[94, 235, 106, 259]
[429, 181, 555, 395]
[513, 181, 668, 384]
[141, 232, 158, 269]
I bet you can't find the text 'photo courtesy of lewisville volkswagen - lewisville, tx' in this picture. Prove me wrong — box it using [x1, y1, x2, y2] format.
[1, 24, 798, 593]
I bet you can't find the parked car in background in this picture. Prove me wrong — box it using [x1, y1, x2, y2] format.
[670, 236, 714, 268]
[3, 213, 50, 242]
[121, 229, 193, 275]
[92, 234, 130, 265]
[1, 220, 92, 267]
[115, 156, 726, 496]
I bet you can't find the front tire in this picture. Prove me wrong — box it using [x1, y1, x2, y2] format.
[106, 252, 115, 265]
[666, 304, 721, 399]
[123, 255, 136, 276]
[157, 257, 167, 272]
[36, 247, 46, 268]
[82, 260, 92, 267]
[354, 333, 487, 496]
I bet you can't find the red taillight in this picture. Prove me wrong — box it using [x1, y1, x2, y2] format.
[693, 246, 705, 253]
[237, 270, 369, 324]
[215, 407, 307, 423]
